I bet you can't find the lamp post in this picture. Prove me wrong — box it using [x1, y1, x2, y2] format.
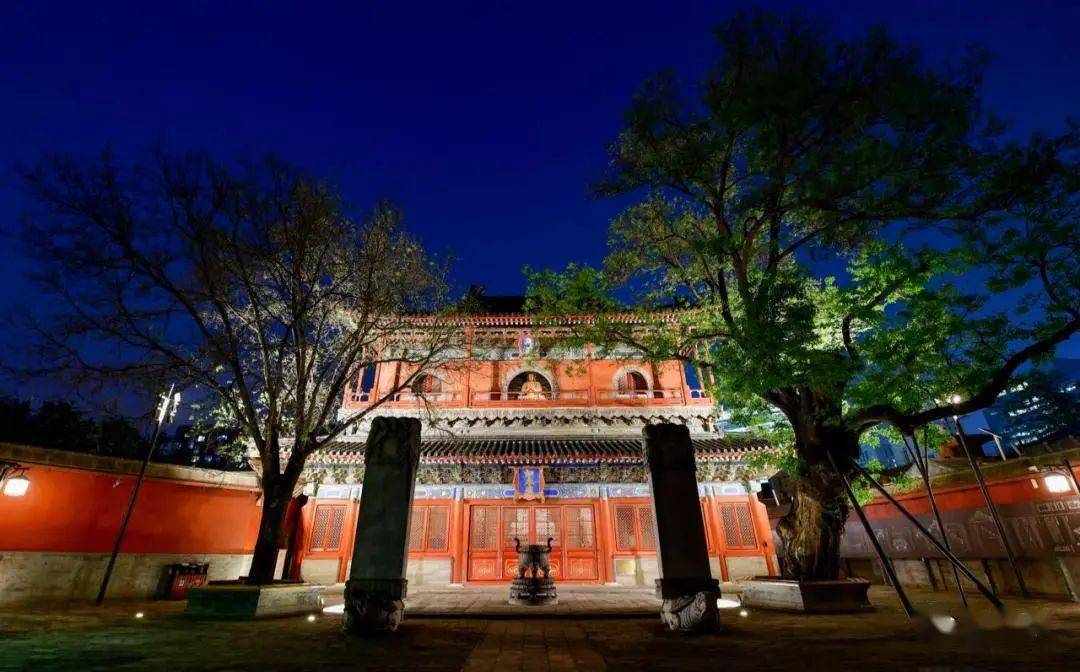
[947, 397, 1029, 598]
[95, 386, 181, 605]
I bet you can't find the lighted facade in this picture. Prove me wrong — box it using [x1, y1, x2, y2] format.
[296, 297, 777, 587]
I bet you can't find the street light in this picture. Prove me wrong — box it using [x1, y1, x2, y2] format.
[96, 385, 181, 605]
[1, 461, 30, 497]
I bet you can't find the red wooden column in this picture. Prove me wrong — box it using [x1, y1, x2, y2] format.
[463, 326, 474, 408]
[449, 492, 467, 584]
[339, 497, 361, 582]
[586, 345, 597, 405]
[596, 490, 615, 584]
[704, 492, 729, 582]
[749, 493, 777, 576]
[677, 360, 690, 405]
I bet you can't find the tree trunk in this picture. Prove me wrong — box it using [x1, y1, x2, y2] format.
[774, 418, 860, 582]
[774, 462, 850, 580]
[246, 480, 294, 585]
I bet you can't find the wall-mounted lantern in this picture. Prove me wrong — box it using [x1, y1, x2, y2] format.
[0, 461, 30, 497]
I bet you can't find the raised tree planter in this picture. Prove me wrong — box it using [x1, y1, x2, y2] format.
[738, 577, 872, 614]
[185, 582, 325, 620]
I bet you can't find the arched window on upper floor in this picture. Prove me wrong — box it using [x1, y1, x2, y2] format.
[617, 370, 651, 398]
[412, 374, 444, 396]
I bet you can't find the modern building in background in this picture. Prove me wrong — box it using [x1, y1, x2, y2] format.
[294, 292, 776, 588]
[983, 358, 1080, 450]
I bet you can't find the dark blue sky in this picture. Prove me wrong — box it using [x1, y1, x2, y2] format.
[2, 1, 1078, 366]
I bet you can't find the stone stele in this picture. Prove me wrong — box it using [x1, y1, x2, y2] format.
[342, 416, 421, 634]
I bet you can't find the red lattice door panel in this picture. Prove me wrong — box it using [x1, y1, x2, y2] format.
[563, 506, 599, 580]
[501, 507, 530, 578]
[718, 502, 759, 550]
[408, 505, 451, 554]
[613, 503, 655, 551]
[465, 503, 602, 583]
[468, 506, 500, 581]
[534, 507, 563, 579]
[309, 504, 347, 552]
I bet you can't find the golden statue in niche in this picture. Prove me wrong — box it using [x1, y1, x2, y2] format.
[519, 372, 546, 399]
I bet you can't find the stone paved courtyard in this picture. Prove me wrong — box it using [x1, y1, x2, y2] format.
[1, 587, 1079, 671]
[355, 585, 663, 618]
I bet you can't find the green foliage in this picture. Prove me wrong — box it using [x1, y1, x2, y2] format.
[523, 264, 620, 315]
[851, 459, 885, 506]
[526, 10, 1078, 466]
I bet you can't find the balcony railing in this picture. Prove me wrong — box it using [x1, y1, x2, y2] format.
[595, 388, 684, 401]
[352, 387, 711, 406]
[390, 391, 463, 403]
[470, 390, 589, 403]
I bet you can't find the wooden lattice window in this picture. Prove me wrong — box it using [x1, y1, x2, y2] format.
[309, 504, 347, 552]
[470, 507, 498, 550]
[637, 506, 656, 549]
[409, 505, 451, 553]
[503, 508, 529, 548]
[413, 374, 443, 395]
[565, 507, 595, 549]
[718, 502, 758, 550]
[614, 504, 655, 551]
[535, 508, 561, 546]
[426, 506, 449, 552]
[614, 504, 637, 550]
[409, 507, 426, 550]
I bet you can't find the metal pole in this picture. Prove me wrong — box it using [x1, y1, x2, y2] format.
[96, 386, 174, 605]
[849, 458, 1005, 612]
[905, 433, 968, 607]
[826, 451, 917, 618]
[951, 416, 1029, 598]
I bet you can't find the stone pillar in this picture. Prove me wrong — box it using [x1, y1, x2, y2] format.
[342, 417, 421, 634]
[644, 423, 720, 633]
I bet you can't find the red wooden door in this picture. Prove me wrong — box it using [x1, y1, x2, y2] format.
[562, 505, 599, 581]
[501, 506, 530, 578]
[467, 503, 601, 583]
[467, 505, 501, 581]
[534, 507, 562, 579]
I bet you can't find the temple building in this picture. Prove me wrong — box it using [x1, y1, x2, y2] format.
[294, 293, 777, 588]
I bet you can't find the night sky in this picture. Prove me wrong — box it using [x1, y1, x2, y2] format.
[3, 1, 1079, 387]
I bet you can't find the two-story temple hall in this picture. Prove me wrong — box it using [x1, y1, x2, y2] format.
[291, 292, 777, 591]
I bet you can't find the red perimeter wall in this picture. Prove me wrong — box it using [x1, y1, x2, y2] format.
[0, 460, 261, 555]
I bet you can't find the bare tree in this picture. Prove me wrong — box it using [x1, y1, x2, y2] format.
[14, 152, 459, 583]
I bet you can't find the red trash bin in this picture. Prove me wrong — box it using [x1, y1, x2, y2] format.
[164, 563, 210, 600]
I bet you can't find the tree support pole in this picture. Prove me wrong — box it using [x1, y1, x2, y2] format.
[951, 419, 1029, 598]
[96, 385, 176, 606]
[849, 459, 1005, 612]
[905, 433, 968, 607]
[826, 451, 917, 619]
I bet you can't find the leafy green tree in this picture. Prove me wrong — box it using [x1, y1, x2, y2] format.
[528, 12, 1078, 580]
